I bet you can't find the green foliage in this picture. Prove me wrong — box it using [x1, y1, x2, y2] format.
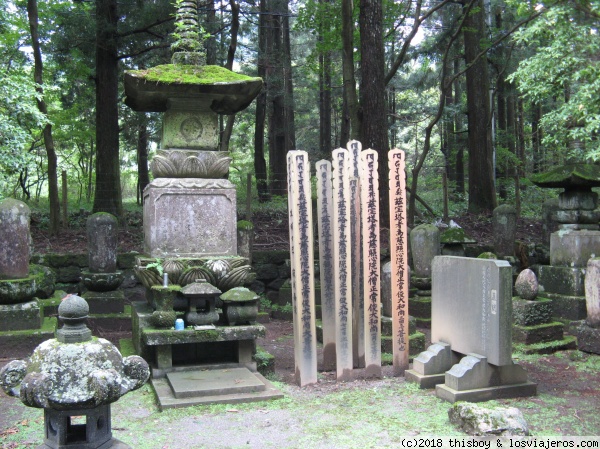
[509, 1, 600, 160]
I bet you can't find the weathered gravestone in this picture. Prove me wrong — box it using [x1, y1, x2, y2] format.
[406, 256, 537, 403]
[569, 257, 600, 354]
[408, 224, 440, 327]
[82, 213, 125, 314]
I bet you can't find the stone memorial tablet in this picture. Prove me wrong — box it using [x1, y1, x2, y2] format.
[431, 256, 513, 366]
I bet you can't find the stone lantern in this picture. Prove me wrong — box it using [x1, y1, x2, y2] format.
[181, 279, 221, 326]
[0, 295, 150, 449]
[532, 164, 600, 322]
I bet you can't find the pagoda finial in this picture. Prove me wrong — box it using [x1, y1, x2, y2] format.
[171, 0, 207, 66]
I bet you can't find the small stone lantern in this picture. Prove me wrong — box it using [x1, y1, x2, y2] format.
[0, 295, 150, 449]
[181, 279, 221, 326]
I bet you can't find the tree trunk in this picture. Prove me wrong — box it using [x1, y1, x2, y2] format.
[532, 103, 542, 173]
[219, 0, 240, 153]
[342, 0, 360, 141]
[463, 0, 496, 213]
[137, 118, 150, 205]
[360, 0, 389, 223]
[254, 0, 269, 201]
[319, 0, 332, 155]
[454, 57, 465, 195]
[27, 0, 60, 235]
[282, 10, 296, 154]
[93, 0, 123, 218]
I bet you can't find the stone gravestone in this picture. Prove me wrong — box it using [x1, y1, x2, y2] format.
[493, 204, 517, 258]
[388, 149, 409, 374]
[348, 140, 365, 369]
[332, 148, 353, 381]
[408, 224, 440, 327]
[406, 256, 536, 403]
[360, 149, 381, 378]
[316, 159, 336, 370]
[0, 199, 55, 339]
[569, 257, 600, 354]
[287, 150, 318, 386]
[82, 213, 125, 314]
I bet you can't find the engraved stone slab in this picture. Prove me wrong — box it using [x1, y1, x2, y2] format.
[316, 159, 336, 371]
[431, 256, 513, 366]
[162, 109, 219, 150]
[388, 149, 409, 374]
[143, 179, 237, 257]
[550, 229, 600, 268]
[360, 149, 381, 378]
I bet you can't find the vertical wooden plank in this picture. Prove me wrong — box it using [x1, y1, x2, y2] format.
[361, 149, 382, 378]
[287, 150, 318, 386]
[388, 148, 409, 374]
[332, 148, 353, 381]
[347, 140, 365, 368]
[316, 160, 336, 371]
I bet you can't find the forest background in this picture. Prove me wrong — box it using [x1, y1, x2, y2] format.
[1, 0, 599, 236]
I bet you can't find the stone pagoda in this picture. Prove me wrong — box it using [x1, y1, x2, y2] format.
[532, 164, 600, 323]
[123, 0, 281, 408]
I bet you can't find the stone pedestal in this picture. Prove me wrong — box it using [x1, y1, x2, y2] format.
[0, 300, 43, 331]
[536, 230, 600, 322]
[143, 178, 238, 258]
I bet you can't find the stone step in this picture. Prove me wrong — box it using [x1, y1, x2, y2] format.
[167, 367, 266, 399]
[512, 321, 565, 345]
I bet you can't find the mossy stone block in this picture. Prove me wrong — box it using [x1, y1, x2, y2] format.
[253, 263, 280, 281]
[512, 298, 553, 326]
[118, 252, 140, 270]
[45, 253, 88, 268]
[255, 346, 275, 377]
[544, 292, 587, 321]
[512, 321, 565, 344]
[252, 251, 290, 265]
[55, 265, 82, 283]
[0, 300, 42, 331]
[408, 297, 431, 318]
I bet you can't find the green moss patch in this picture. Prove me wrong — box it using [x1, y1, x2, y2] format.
[127, 64, 261, 85]
[531, 163, 600, 187]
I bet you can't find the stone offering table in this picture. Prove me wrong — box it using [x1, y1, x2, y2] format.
[131, 301, 281, 409]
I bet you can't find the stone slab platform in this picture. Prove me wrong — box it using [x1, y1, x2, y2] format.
[152, 367, 283, 410]
[405, 370, 445, 389]
[435, 381, 537, 403]
[513, 336, 577, 355]
[167, 367, 265, 398]
[37, 438, 131, 449]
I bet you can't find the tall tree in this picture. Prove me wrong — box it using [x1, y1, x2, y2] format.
[462, 0, 496, 213]
[341, 0, 360, 141]
[360, 0, 389, 220]
[254, 0, 269, 201]
[27, 0, 60, 234]
[93, 0, 122, 217]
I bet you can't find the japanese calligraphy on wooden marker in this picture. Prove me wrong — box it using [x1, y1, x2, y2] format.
[388, 148, 409, 375]
[316, 159, 336, 371]
[360, 149, 382, 378]
[287, 150, 317, 386]
[332, 148, 353, 381]
[347, 140, 365, 368]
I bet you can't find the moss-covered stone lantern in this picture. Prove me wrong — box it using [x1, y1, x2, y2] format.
[0, 295, 150, 449]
